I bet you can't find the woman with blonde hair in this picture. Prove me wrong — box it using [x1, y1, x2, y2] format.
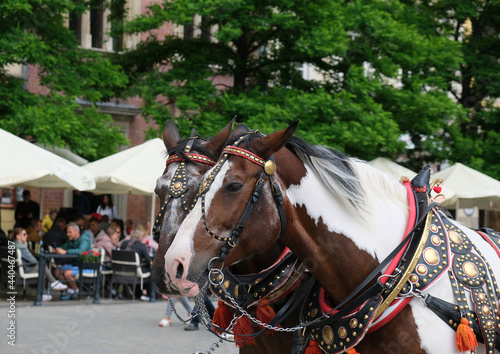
[10, 228, 67, 300]
[120, 224, 151, 300]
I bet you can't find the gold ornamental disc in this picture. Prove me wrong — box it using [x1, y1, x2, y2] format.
[264, 160, 275, 175]
[482, 305, 491, 316]
[173, 182, 182, 190]
[338, 326, 347, 339]
[424, 248, 440, 265]
[448, 230, 463, 245]
[416, 264, 427, 275]
[349, 319, 358, 328]
[463, 261, 478, 278]
[322, 326, 334, 345]
[486, 320, 494, 330]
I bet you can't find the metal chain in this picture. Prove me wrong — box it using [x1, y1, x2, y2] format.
[192, 286, 225, 354]
[209, 268, 305, 333]
[167, 297, 192, 323]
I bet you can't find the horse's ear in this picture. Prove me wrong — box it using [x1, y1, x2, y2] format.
[229, 122, 250, 142]
[163, 120, 181, 150]
[252, 121, 299, 159]
[206, 117, 237, 154]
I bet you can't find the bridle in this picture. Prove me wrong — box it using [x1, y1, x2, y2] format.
[152, 135, 216, 243]
[197, 130, 287, 263]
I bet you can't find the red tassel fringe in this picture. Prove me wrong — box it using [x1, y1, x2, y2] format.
[233, 315, 256, 348]
[212, 301, 233, 334]
[347, 348, 360, 354]
[456, 318, 477, 352]
[305, 340, 322, 354]
[256, 298, 278, 333]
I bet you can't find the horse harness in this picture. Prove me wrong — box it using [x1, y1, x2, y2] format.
[152, 135, 216, 243]
[296, 166, 500, 354]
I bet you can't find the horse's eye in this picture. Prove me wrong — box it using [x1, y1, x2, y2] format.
[226, 183, 243, 193]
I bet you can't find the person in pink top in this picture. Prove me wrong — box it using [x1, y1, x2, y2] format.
[94, 225, 120, 262]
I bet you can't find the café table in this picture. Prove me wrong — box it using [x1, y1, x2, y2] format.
[33, 251, 100, 305]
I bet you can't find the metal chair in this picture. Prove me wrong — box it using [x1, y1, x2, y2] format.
[109, 249, 151, 301]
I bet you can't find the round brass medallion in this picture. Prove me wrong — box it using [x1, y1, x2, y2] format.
[173, 181, 182, 190]
[311, 308, 318, 317]
[322, 326, 334, 345]
[264, 160, 275, 175]
[223, 280, 230, 289]
[482, 305, 491, 316]
[424, 248, 440, 265]
[479, 293, 486, 301]
[486, 320, 494, 330]
[338, 327, 347, 339]
[350, 318, 358, 328]
[416, 264, 427, 275]
[463, 261, 479, 278]
[430, 225, 438, 233]
[449, 230, 463, 245]
[409, 274, 418, 283]
[431, 235, 440, 246]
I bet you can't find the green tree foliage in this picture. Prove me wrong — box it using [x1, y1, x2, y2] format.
[117, 0, 464, 164]
[0, 0, 128, 161]
[415, 0, 500, 179]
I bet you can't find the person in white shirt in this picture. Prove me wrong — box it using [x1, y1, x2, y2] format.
[96, 194, 118, 219]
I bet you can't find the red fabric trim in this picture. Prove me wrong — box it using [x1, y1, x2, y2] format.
[185, 153, 216, 166]
[381, 181, 416, 285]
[166, 154, 185, 166]
[223, 146, 265, 166]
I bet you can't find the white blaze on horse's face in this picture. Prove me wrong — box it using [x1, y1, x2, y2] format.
[164, 161, 232, 297]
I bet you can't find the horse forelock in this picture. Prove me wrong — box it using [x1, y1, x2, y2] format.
[167, 136, 214, 160]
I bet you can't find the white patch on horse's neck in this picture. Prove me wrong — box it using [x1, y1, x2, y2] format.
[287, 162, 409, 260]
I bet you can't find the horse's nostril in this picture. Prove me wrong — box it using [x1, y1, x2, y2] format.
[175, 263, 184, 279]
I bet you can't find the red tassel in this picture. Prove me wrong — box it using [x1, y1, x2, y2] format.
[456, 318, 477, 352]
[305, 339, 322, 354]
[347, 348, 360, 354]
[233, 315, 256, 347]
[212, 300, 233, 334]
[256, 298, 278, 333]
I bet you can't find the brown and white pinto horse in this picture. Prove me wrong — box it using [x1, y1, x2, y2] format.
[164, 122, 500, 353]
[153, 121, 302, 353]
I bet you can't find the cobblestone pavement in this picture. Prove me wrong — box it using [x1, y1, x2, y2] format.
[1, 295, 239, 354]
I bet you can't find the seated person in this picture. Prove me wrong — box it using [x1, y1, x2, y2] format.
[95, 225, 120, 263]
[42, 217, 67, 251]
[85, 216, 105, 246]
[120, 225, 151, 300]
[42, 208, 58, 234]
[10, 228, 67, 297]
[54, 222, 91, 300]
[26, 218, 42, 243]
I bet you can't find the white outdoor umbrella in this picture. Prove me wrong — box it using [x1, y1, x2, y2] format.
[368, 157, 417, 180]
[83, 138, 167, 227]
[83, 138, 167, 195]
[0, 128, 96, 190]
[432, 163, 500, 210]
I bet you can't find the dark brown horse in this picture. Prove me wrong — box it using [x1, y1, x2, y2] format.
[153, 122, 302, 353]
[164, 122, 500, 353]
[152, 119, 235, 295]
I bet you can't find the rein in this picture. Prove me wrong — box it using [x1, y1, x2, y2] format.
[152, 136, 215, 243]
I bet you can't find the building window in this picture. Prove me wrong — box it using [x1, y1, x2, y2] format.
[90, 5, 104, 49]
[69, 12, 82, 44]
